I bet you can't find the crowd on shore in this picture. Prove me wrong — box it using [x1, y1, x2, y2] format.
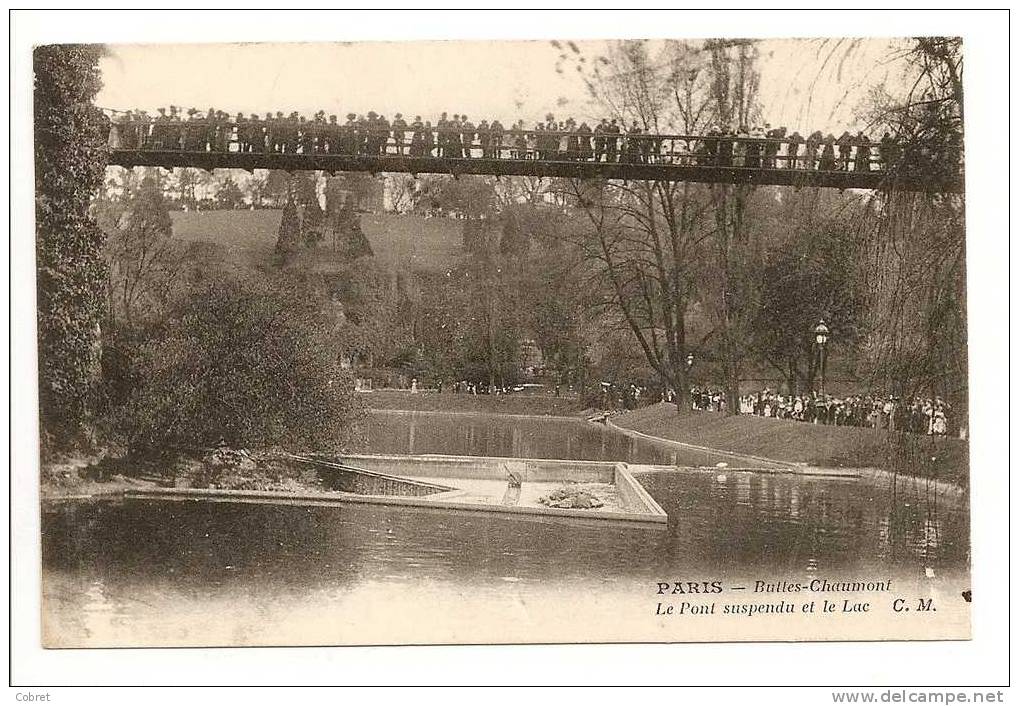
[105, 105, 960, 173]
[690, 387, 954, 436]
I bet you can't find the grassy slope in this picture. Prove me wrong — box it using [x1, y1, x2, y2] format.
[612, 403, 968, 484]
[363, 390, 587, 417]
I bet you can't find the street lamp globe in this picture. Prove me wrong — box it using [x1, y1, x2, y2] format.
[814, 320, 830, 346]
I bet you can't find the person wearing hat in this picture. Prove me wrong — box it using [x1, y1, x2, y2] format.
[391, 113, 407, 156]
[854, 131, 871, 172]
[460, 115, 474, 159]
[422, 120, 435, 157]
[409, 115, 424, 157]
[298, 116, 312, 154]
[605, 118, 621, 163]
[285, 112, 299, 154]
[363, 111, 377, 155]
[218, 111, 232, 152]
[763, 124, 783, 168]
[784, 130, 802, 169]
[149, 107, 168, 149]
[312, 111, 327, 154]
[434, 112, 447, 158]
[245, 114, 262, 153]
[324, 114, 338, 154]
[450, 114, 462, 158]
[182, 108, 199, 151]
[576, 121, 592, 161]
[200, 108, 214, 152]
[836, 130, 854, 171]
[593, 118, 607, 162]
[341, 113, 357, 155]
[376, 114, 390, 156]
[477, 119, 491, 158]
[490, 119, 505, 159]
[233, 112, 246, 152]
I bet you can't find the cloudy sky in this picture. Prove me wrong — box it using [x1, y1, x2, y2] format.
[97, 37, 906, 135]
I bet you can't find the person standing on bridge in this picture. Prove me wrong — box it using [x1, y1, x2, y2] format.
[340, 113, 356, 155]
[490, 119, 505, 159]
[854, 132, 871, 172]
[733, 125, 750, 167]
[624, 121, 642, 163]
[577, 121, 593, 161]
[819, 134, 837, 170]
[391, 113, 408, 156]
[764, 125, 784, 168]
[151, 107, 168, 149]
[169, 106, 184, 150]
[377, 114, 391, 156]
[593, 119, 607, 162]
[183, 109, 201, 151]
[451, 113, 463, 158]
[422, 121, 435, 157]
[531, 123, 543, 160]
[357, 112, 372, 155]
[804, 131, 822, 169]
[698, 125, 719, 166]
[837, 131, 854, 170]
[223, 111, 235, 152]
[745, 125, 765, 168]
[461, 116, 475, 158]
[436, 112, 449, 158]
[510, 121, 525, 159]
[784, 130, 802, 169]
[324, 114, 338, 154]
[878, 132, 897, 171]
[202, 109, 216, 152]
[559, 119, 573, 159]
[233, 112, 246, 153]
[112, 110, 131, 149]
[716, 126, 734, 167]
[247, 111, 263, 153]
[606, 118, 621, 162]
[409, 116, 424, 156]
[266, 112, 280, 153]
[477, 119, 491, 158]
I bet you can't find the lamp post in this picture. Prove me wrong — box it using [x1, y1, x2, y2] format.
[814, 319, 830, 396]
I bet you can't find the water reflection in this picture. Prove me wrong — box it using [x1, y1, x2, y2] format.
[365, 410, 739, 466]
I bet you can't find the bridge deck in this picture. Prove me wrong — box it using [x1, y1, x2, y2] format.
[108, 149, 962, 193]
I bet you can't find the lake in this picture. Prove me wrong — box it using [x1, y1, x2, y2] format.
[41, 411, 970, 646]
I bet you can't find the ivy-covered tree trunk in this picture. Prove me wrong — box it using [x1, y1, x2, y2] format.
[34, 44, 110, 453]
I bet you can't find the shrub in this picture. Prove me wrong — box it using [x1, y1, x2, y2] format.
[116, 274, 365, 454]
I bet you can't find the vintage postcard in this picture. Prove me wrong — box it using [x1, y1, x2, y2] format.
[34, 34, 970, 649]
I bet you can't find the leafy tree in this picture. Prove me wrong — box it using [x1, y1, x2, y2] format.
[34, 44, 110, 451]
[749, 192, 867, 393]
[117, 274, 365, 453]
[553, 40, 734, 413]
[98, 173, 181, 327]
[215, 174, 246, 210]
[169, 167, 203, 210]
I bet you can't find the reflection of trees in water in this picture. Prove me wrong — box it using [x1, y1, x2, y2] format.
[646, 471, 964, 573]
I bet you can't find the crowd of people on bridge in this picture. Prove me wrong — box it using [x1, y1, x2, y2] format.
[107, 105, 960, 174]
[689, 387, 955, 436]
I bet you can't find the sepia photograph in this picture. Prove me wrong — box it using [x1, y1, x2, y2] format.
[23, 14, 981, 659]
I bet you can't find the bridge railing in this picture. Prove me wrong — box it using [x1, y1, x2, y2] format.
[106, 120, 963, 180]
